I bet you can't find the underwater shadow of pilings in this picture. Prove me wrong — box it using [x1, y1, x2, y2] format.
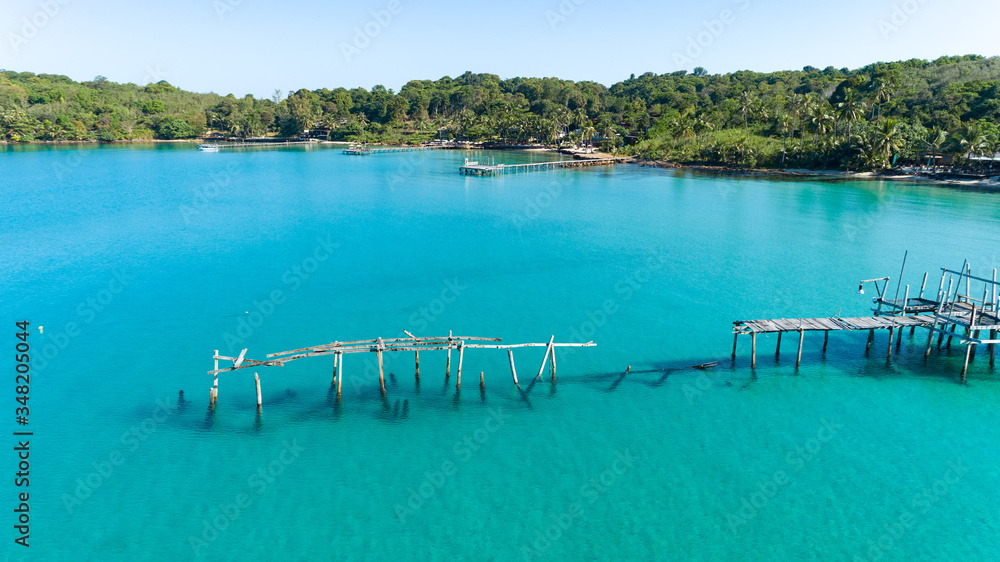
[607, 366, 631, 392]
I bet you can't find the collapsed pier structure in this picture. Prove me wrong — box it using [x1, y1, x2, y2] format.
[733, 258, 999, 382]
[207, 331, 595, 411]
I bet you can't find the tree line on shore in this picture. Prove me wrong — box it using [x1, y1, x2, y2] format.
[3, 54, 1000, 171]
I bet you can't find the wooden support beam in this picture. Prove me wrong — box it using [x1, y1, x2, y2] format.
[446, 330, 452, 378]
[332, 352, 339, 385]
[456, 341, 464, 390]
[508, 349, 520, 388]
[751, 332, 756, 369]
[209, 387, 216, 410]
[731, 333, 738, 359]
[535, 336, 555, 380]
[480, 371, 485, 388]
[550, 346, 557, 381]
[866, 329, 875, 352]
[990, 329, 996, 368]
[962, 342, 972, 383]
[336, 353, 343, 398]
[213, 350, 219, 403]
[775, 331, 783, 357]
[796, 330, 804, 367]
[415, 350, 420, 380]
[254, 372, 262, 408]
[377, 339, 385, 395]
[886, 326, 895, 360]
[919, 272, 928, 299]
[822, 330, 829, 354]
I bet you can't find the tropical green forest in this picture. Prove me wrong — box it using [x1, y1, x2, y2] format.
[3, 54, 1000, 171]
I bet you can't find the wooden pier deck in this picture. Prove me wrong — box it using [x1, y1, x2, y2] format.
[459, 157, 631, 176]
[343, 145, 443, 155]
[207, 140, 317, 150]
[734, 315, 932, 335]
[732, 259, 1000, 379]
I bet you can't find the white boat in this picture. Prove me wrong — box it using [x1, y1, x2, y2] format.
[198, 144, 220, 152]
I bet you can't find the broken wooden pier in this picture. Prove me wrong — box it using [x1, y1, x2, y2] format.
[207, 331, 595, 411]
[732, 258, 999, 382]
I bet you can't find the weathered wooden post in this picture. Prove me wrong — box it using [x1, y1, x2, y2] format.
[480, 371, 485, 389]
[775, 331, 783, 357]
[508, 349, 520, 389]
[795, 329, 804, 367]
[866, 329, 875, 353]
[456, 341, 465, 390]
[336, 352, 343, 398]
[213, 350, 219, 406]
[535, 336, 554, 380]
[751, 332, 756, 369]
[731, 333, 739, 360]
[550, 346, 557, 381]
[926, 289, 944, 358]
[254, 372, 262, 409]
[886, 325, 895, 360]
[990, 329, 997, 368]
[446, 330, 452, 378]
[898, 285, 909, 349]
[332, 352, 339, 386]
[822, 330, 830, 354]
[377, 338, 386, 395]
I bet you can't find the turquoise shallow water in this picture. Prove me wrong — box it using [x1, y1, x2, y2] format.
[2, 143, 1000, 561]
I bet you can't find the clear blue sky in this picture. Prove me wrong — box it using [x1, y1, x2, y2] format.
[3, 0, 999, 97]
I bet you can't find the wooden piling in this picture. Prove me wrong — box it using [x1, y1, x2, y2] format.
[254, 372, 262, 408]
[990, 329, 996, 368]
[377, 339, 385, 395]
[332, 352, 339, 385]
[446, 330, 452, 378]
[456, 341, 464, 390]
[336, 352, 343, 398]
[795, 330, 804, 367]
[866, 329, 875, 352]
[209, 387, 216, 409]
[775, 331, 782, 356]
[508, 349, 520, 388]
[731, 333, 739, 359]
[535, 336, 555, 380]
[480, 371, 485, 388]
[962, 342, 972, 383]
[822, 330, 829, 354]
[213, 350, 219, 404]
[415, 350, 420, 380]
[751, 332, 756, 369]
[550, 347, 557, 380]
[886, 326, 895, 360]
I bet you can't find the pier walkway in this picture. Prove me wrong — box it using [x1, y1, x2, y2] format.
[343, 145, 443, 155]
[732, 258, 1000, 380]
[459, 157, 631, 176]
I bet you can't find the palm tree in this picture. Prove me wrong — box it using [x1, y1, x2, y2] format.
[837, 89, 866, 171]
[778, 114, 792, 168]
[958, 121, 989, 166]
[871, 118, 903, 169]
[581, 125, 597, 149]
[786, 94, 805, 148]
[808, 101, 835, 146]
[871, 78, 895, 120]
[921, 126, 947, 173]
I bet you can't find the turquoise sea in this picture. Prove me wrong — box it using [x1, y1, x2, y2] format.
[3, 143, 1000, 561]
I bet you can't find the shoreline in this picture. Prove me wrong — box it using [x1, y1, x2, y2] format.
[636, 160, 1000, 190]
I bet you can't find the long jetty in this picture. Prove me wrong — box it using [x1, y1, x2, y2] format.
[206, 331, 595, 413]
[343, 145, 444, 155]
[732, 257, 999, 382]
[209, 140, 317, 150]
[459, 157, 632, 176]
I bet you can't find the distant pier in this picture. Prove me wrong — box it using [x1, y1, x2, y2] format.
[732, 257, 999, 381]
[342, 145, 444, 155]
[459, 157, 632, 176]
